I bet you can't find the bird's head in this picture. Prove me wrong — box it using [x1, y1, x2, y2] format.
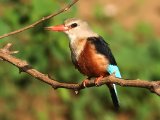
[45, 18, 98, 42]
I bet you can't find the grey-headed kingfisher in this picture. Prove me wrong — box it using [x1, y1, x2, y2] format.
[46, 18, 122, 109]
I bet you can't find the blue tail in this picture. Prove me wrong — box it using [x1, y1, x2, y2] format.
[107, 65, 121, 110]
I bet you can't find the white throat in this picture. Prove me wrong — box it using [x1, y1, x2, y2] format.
[68, 34, 77, 44]
[68, 36, 86, 61]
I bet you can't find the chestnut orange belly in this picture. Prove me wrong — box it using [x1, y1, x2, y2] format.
[75, 41, 109, 77]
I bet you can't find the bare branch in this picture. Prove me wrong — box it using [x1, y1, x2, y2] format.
[0, 0, 79, 39]
[0, 43, 160, 96]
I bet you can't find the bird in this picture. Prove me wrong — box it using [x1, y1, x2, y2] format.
[45, 18, 122, 109]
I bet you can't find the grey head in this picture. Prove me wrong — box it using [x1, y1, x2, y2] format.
[63, 18, 98, 43]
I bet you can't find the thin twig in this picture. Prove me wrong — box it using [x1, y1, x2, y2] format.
[0, 43, 160, 96]
[0, 0, 79, 39]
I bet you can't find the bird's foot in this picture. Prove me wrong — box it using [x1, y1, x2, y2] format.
[82, 79, 89, 87]
[94, 75, 104, 86]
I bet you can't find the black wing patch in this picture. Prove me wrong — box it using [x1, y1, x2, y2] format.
[87, 36, 117, 65]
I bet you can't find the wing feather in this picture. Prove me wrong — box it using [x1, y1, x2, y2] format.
[87, 36, 117, 65]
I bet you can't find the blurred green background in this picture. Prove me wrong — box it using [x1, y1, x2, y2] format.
[0, 0, 160, 120]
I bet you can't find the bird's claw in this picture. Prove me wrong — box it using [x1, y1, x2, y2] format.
[94, 80, 100, 86]
[82, 79, 89, 87]
[110, 72, 116, 77]
[94, 76, 104, 86]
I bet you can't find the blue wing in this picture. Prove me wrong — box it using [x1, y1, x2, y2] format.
[107, 64, 121, 78]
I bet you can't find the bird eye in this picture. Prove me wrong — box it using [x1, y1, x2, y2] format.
[70, 23, 78, 28]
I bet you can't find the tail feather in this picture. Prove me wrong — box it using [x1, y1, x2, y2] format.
[107, 84, 120, 110]
[107, 64, 121, 110]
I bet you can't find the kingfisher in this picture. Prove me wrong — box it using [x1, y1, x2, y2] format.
[45, 18, 122, 109]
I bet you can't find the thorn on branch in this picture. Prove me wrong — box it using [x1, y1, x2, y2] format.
[11, 51, 19, 54]
[74, 90, 79, 94]
[47, 74, 53, 79]
[19, 68, 24, 74]
[52, 85, 58, 90]
[64, 7, 69, 11]
[4, 43, 12, 50]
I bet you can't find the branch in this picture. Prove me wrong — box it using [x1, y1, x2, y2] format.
[0, 0, 79, 39]
[0, 43, 160, 96]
